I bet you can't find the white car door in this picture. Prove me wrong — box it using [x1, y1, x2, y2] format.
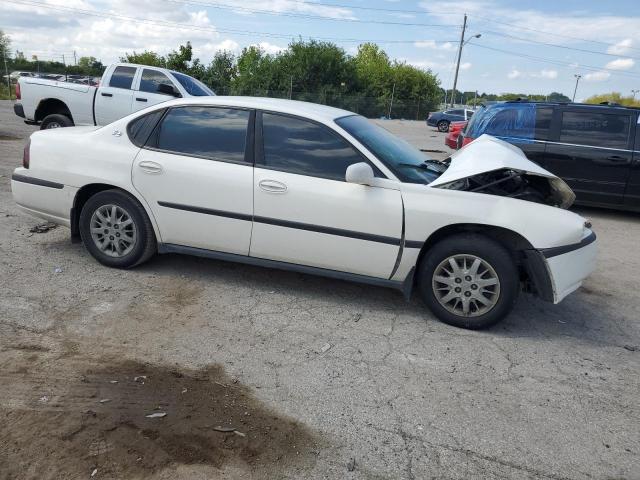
[131, 105, 254, 255]
[94, 65, 137, 125]
[131, 68, 181, 113]
[250, 112, 403, 279]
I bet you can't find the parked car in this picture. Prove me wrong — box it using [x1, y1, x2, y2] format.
[427, 108, 475, 132]
[13, 62, 214, 130]
[462, 100, 640, 211]
[445, 120, 467, 149]
[11, 97, 596, 329]
[3, 71, 35, 83]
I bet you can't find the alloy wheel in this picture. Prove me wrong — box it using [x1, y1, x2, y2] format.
[89, 204, 137, 258]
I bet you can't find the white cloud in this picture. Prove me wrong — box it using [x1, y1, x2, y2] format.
[532, 69, 558, 79]
[607, 39, 633, 55]
[584, 71, 611, 82]
[252, 42, 286, 55]
[414, 40, 457, 51]
[507, 69, 522, 79]
[605, 58, 635, 70]
[460, 62, 472, 71]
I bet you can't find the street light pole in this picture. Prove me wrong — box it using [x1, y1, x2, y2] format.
[572, 74, 582, 102]
[451, 14, 467, 108]
[450, 15, 481, 108]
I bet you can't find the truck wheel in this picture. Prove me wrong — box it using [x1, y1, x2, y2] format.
[79, 189, 156, 269]
[417, 234, 519, 329]
[41, 114, 74, 130]
[437, 120, 449, 132]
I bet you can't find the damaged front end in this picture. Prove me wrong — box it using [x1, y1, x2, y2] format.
[429, 134, 575, 209]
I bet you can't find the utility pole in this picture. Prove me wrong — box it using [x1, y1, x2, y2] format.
[288, 75, 292, 100]
[388, 81, 396, 119]
[63, 54, 67, 82]
[73, 50, 77, 66]
[451, 14, 467, 108]
[632, 89, 639, 100]
[3, 50, 10, 100]
[572, 74, 582, 102]
[473, 90, 477, 107]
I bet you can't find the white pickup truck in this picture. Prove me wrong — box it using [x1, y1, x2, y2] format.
[13, 62, 214, 129]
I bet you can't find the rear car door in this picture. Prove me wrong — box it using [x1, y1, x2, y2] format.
[131, 68, 181, 113]
[543, 107, 633, 206]
[250, 111, 403, 278]
[95, 66, 137, 125]
[131, 105, 254, 255]
[623, 114, 640, 209]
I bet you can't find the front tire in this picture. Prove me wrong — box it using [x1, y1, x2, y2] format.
[79, 189, 156, 268]
[437, 120, 449, 133]
[417, 234, 519, 329]
[40, 114, 74, 130]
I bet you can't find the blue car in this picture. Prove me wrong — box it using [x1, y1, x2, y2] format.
[427, 108, 475, 132]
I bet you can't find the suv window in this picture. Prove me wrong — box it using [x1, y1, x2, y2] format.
[534, 107, 553, 141]
[154, 106, 250, 163]
[560, 111, 630, 149]
[140, 69, 175, 94]
[261, 113, 367, 181]
[109, 66, 137, 89]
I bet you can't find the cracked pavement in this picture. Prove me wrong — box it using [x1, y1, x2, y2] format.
[0, 102, 638, 479]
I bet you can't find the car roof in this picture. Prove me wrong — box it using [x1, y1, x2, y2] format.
[499, 100, 640, 113]
[162, 96, 356, 123]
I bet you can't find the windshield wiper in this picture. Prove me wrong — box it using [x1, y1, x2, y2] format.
[397, 159, 448, 174]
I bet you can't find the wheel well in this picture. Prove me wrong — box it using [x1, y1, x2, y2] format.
[35, 98, 73, 122]
[415, 223, 534, 280]
[70, 183, 121, 239]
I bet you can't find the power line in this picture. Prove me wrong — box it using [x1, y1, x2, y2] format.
[468, 42, 640, 79]
[470, 14, 640, 53]
[482, 30, 640, 61]
[164, 0, 457, 27]
[5, 0, 457, 45]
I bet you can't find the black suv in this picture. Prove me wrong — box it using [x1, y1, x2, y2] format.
[463, 101, 640, 211]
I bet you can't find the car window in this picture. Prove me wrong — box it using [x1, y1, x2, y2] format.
[154, 106, 249, 163]
[139, 69, 175, 94]
[171, 71, 214, 96]
[261, 113, 372, 181]
[109, 66, 137, 90]
[127, 109, 166, 147]
[467, 111, 474, 117]
[560, 111, 630, 149]
[450, 110, 464, 116]
[534, 107, 553, 141]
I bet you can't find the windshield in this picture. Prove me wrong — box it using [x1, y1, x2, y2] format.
[171, 71, 215, 96]
[335, 115, 444, 184]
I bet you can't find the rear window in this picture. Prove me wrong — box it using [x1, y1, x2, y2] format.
[109, 66, 136, 90]
[560, 111, 630, 149]
[465, 103, 552, 142]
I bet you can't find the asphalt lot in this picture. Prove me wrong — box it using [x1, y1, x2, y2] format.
[0, 99, 638, 480]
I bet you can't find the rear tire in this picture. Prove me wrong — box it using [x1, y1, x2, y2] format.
[417, 234, 519, 329]
[40, 114, 73, 130]
[437, 120, 449, 133]
[79, 189, 156, 268]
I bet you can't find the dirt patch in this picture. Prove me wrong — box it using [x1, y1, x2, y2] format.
[0, 357, 320, 479]
[0, 134, 21, 141]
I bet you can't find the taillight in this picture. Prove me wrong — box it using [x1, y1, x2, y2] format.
[23, 138, 30, 169]
[462, 137, 474, 147]
[15, 82, 21, 100]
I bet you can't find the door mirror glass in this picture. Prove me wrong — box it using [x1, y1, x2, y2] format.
[345, 162, 375, 185]
[157, 83, 181, 97]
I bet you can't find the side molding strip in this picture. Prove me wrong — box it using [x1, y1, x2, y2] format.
[11, 173, 64, 189]
[158, 242, 408, 293]
[540, 232, 596, 259]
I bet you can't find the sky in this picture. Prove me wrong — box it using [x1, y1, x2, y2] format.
[1, 0, 639, 101]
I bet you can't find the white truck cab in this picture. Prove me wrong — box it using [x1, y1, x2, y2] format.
[14, 63, 215, 129]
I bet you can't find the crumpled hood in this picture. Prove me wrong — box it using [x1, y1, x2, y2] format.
[429, 134, 575, 208]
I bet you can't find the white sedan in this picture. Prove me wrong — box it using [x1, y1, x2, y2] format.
[11, 97, 597, 329]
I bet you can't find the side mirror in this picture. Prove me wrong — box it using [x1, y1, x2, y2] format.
[345, 162, 375, 186]
[157, 83, 181, 97]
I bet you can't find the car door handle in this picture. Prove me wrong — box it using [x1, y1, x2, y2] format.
[259, 179, 287, 193]
[101, 92, 113, 97]
[138, 161, 163, 174]
[594, 155, 631, 166]
[136, 97, 148, 102]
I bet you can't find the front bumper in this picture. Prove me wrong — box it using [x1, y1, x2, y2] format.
[525, 231, 597, 304]
[14, 103, 25, 118]
[426, 118, 437, 127]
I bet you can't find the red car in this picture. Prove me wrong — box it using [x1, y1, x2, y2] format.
[444, 120, 467, 149]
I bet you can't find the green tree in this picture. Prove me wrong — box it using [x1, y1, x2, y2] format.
[232, 46, 275, 95]
[584, 91, 640, 107]
[204, 51, 236, 94]
[120, 50, 165, 67]
[0, 30, 10, 61]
